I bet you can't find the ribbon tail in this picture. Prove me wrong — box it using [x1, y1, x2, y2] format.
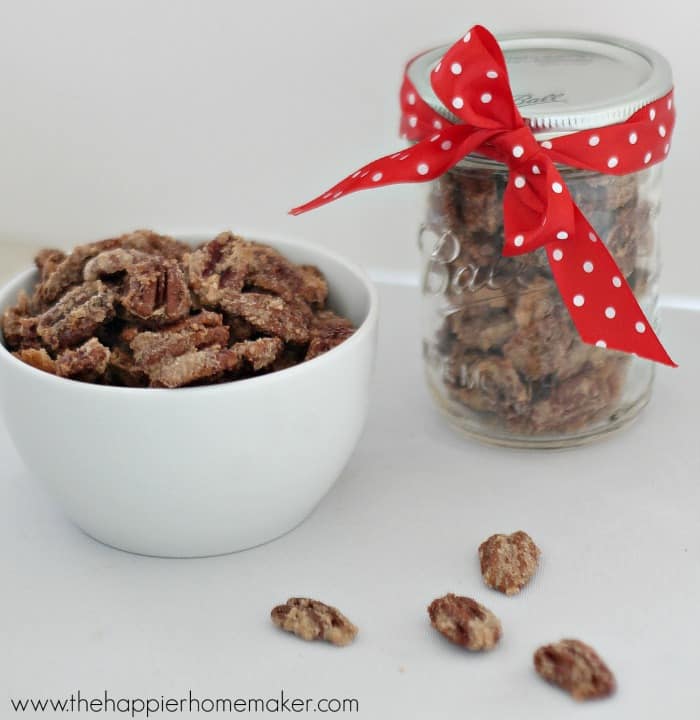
[548, 208, 676, 366]
[290, 125, 497, 216]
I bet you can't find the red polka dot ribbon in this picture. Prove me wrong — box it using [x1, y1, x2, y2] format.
[290, 25, 676, 366]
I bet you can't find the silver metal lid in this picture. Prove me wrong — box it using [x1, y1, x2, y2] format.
[407, 31, 672, 137]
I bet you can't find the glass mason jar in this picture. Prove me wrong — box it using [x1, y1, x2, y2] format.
[420, 160, 662, 447]
[406, 31, 673, 448]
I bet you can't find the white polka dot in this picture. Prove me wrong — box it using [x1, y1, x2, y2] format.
[532, 164, 540, 175]
[408, 115, 418, 128]
[612, 276, 622, 288]
[541, 140, 553, 149]
[552, 248, 564, 261]
[371, 172, 383, 182]
[573, 294, 585, 307]
[407, 92, 416, 105]
[417, 163, 429, 175]
[513, 234, 524, 247]
[557, 231, 568, 240]
[650, 108, 656, 121]
[596, 340, 607, 348]
[440, 140, 452, 150]
[658, 124, 666, 138]
[583, 261, 594, 273]
[514, 176, 526, 189]
[589, 231, 598, 242]
[481, 93, 493, 104]
[667, 98, 673, 110]
[607, 156, 619, 168]
[605, 306, 616, 319]
[433, 119, 443, 129]
[512, 145, 524, 158]
[552, 182, 563, 194]
[429, 134, 440, 142]
[486, 70, 499, 79]
[664, 143, 670, 154]
[463, 31, 471, 42]
[588, 135, 600, 146]
[628, 131, 638, 144]
[451, 62, 462, 75]
[452, 96, 464, 109]
[644, 151, 652, 164]
[635, 321, 646, 333]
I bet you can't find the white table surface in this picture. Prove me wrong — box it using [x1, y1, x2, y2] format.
[1, 281, 699, 719]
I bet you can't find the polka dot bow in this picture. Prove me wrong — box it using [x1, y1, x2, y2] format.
[291, 25, 676, 366]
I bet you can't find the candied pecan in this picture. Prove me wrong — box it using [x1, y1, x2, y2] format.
[130, 311, 229, 368]
[35, 249, 66, 282]
[271, 598, 357, 646]
[479, 531, 541, 595]
[12, 347, 56, 374]
[147, 346, 230, 388]
[449, 172, 503, 236]
[448, 309, 516, 352]
[36, 230, 187, 307]
[231, 337, 283, 371]
[524, 357, 627, 433]
[83, 247, 154, 280]
[121, 259, 191, 324]
[428, 594, 501, 651]
[1, 291, 40, 350]
[534, 639, 616, 701]
[151, 339, 283, 387]
[305, 310, 355, 360]
[220, 293, 310, 344]
[186, 232, 327, 308]
[36, 280, 116, 351]
[446, 353, 530, 415]
[503, 282, 593, 382]
[604, 204, 650, 278]
[106, 346, 148, 387]
[55, 338, 111, 381]
[184, 231, 251, 305]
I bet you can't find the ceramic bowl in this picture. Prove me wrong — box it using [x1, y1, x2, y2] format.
[0, 235, 378, 557]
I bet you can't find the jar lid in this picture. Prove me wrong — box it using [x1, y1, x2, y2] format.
[407, 31, 672, 136]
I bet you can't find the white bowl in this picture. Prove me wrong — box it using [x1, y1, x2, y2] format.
[0, 235, 378, 557]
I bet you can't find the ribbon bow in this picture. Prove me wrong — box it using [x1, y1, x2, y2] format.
[291, 25, 676, 366]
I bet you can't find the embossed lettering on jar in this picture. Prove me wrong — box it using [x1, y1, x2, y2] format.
[414, 32, 673, 447]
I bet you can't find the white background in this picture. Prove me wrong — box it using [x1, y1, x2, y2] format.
[0, 0, 698, 295]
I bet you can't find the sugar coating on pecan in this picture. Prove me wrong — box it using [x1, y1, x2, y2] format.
[428, 594, 501, 651]
[12, 347, 56, 374]
[2, 291, 40, 349]
[219, 293, 310, 344]
[36, 280, 116, 352]
[55, 338, 111, 381]
[187, 233, 329, 309]
[534, 639, 616, 701]
[271, 598, 357, 646]
[305, 310, 355, 360]
[479, 531, 540, 596]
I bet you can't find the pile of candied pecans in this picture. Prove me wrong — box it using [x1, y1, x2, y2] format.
[1, 230, 355, 388]
[423, 167, 655, 435]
